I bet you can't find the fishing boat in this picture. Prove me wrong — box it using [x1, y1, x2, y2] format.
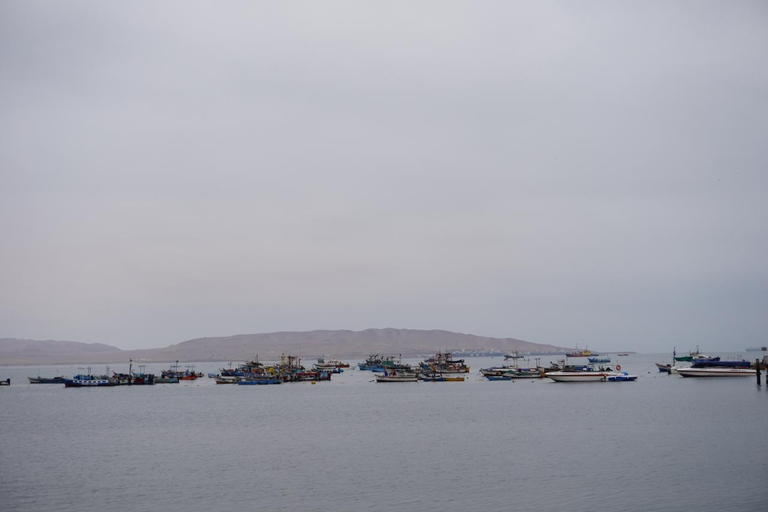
[565, 346, 596, 358]
[480, 366, 518, 377]
[421, 373, 465, 382]
[358, 354, 406, 371]
[375, 369, 419, 382]
[314, 363, 344, 373]
[657, 348, 685, 373]
[0, 378, 10, 386]
[588, 357, 611, 364]
[160, 361, 202, 381]
[547, 371, 610, 382]
[618, 353, 629, 356]
[237, 377, 282, 385]
[316, 356, 350, 369]
[112, 361, 155, 385]
[215, 375, 243, 384]
[674, 346, 719, 362]
[420, 351, 470, 374]
[28, 376, 69, 384]
[64, 374, 117, 387]
[505, 369, 543, 379]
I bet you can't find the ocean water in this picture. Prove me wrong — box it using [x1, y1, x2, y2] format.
[2, 353, 767, 512]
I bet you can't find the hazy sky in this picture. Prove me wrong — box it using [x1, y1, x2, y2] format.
[2, 1, 767, 352]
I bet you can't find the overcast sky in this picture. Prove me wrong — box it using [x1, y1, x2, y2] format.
[1, 1, 766, 352]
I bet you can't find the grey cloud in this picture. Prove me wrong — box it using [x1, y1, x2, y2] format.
[1, 1, 766, 351]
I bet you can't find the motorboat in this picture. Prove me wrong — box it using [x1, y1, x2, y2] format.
[677, 367, 756, 378]
[606, 372, 638, 382]
[375, 370, 419, 382]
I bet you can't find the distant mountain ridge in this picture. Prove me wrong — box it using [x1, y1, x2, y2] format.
[0, 338, 123, 365]
[0, 329, 568, 365]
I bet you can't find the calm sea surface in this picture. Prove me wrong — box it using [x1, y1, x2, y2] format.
[2, 353, 767, 512]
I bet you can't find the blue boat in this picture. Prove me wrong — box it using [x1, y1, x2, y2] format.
[237, 378, 282, 385]
[588, 357, 611, 363]
[607, 372, 638, 382]
[64, 374, 116, 387]
[691, 360, 751, 368]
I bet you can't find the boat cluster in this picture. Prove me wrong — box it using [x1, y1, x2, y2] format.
[654, 347, 759, 378]
[210, 354, 346, 385]
[359, 352, 471, 382]
[481, 358, 637, 382]
[14, 349, 767, 387]
[26, 355, 346, 387]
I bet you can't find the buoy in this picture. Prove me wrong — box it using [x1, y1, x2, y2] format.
[616, 365, 622, 371]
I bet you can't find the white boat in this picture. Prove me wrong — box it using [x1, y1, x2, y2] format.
[677, 368, 756, 378]
[546, 371, 611, 382]
[375, 370, 419, 382]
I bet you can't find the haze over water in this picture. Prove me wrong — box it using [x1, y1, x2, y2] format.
[2, 354, 767, 512]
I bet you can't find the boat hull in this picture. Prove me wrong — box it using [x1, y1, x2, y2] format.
[547, 371, 609, 382]
[237, 379, 282, 385]
[28, 377, 68, 384]
[607, 374, 638, 382]
[64, 379, 116, 387]
[677, 368, 756, 378]
[375, 375, 418, 382]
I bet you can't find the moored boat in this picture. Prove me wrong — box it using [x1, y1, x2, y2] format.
[375, 369, 419, 382]
[420, 351, 470, 374]
[237, 377, 282, 385]
[606, 372, 638, 382]
[588, 357, 611, 364]
[505, 369, 543, 379]
[565, 346, 596, 358]
[28, 376, 69, 384]
[547, 371, 610, 382]
[677, 367, 756, 378]
[316, 356, 350, 369]
[64, 374, 117, 387]
[421, 373, 465, 382]
[674, 346, 718, 363]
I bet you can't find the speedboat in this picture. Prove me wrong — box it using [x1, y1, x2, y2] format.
[606, 372, 638, 382]
[677, 367, 756, 378]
